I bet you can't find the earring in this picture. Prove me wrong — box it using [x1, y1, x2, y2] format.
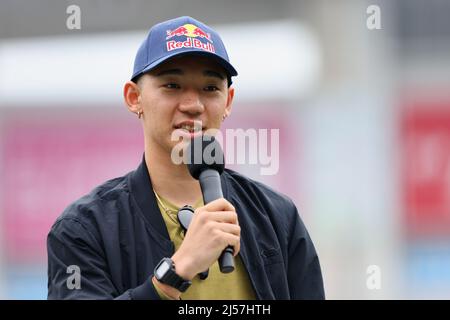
[222, 114, 227, 121]
[137, 111, 143, 119]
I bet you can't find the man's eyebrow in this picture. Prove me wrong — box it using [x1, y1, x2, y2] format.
[204, 70, 225, 80]
[156, 69, 183, 77]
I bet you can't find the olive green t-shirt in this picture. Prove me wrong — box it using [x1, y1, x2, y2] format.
[154, 193, 256, 300]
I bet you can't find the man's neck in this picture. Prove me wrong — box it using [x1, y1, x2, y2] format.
[145, 144, 202, 208]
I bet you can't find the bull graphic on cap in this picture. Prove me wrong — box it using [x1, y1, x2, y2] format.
[166, 23, 213, 43]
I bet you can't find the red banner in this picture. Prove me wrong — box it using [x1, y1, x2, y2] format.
[402, 98, 450, 235]
[1, 111, 143, 263]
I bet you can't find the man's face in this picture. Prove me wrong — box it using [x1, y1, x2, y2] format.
[137, 55, 234, 155]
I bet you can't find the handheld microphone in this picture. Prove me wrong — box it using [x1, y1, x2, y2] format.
[186, 135, 235, 273]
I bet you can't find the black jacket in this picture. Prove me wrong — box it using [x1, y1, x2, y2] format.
[47, 156, 325, 299]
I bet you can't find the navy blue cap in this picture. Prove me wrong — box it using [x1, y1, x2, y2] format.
[131, 16, 238, 82]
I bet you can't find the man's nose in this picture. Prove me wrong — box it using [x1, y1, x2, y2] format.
[178, 89, 204, 114]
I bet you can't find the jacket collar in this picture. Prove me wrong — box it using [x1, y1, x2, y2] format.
[128, 154, 172, 247]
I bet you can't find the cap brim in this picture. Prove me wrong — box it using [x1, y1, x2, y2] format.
[131, 50, 237, 82]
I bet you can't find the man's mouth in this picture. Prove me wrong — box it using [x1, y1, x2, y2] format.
[174, 121, 205, 134]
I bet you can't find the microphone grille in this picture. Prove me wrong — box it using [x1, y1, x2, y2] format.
[186, 135, 225, 180]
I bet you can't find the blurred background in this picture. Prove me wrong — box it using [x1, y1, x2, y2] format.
[1, 0, 449, 299]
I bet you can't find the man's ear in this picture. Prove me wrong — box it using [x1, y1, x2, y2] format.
[123, 81, 142, 114]
[224, 86, 235, 118]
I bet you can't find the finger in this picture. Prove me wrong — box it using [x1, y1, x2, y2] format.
[214, 222, 241, 236]
[220, 232, 240, 256]
[206, 211, 238, 225]
[203, 198, 235, 212]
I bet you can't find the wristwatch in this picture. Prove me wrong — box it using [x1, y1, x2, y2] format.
[154, 257, 192, 292]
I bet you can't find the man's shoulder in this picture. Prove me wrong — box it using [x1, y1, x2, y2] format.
[222, 169, 303, 240]
[222, 168, 296, 210]
[53, 171, 132, 228]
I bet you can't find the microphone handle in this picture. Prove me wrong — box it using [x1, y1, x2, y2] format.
[199, 169, 223, 203]
[199, 169, 235, 273]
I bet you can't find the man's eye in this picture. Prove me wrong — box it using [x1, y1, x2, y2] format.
[204, 85, 219, 92]
[165, 83, 180, 89]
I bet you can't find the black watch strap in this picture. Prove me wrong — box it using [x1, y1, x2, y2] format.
[154, 258, 192, 292]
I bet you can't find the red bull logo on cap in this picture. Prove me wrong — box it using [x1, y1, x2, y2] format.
[166, 23, 215, 53]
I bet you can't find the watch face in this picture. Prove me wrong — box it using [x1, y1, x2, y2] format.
[156, 261, 170, 279]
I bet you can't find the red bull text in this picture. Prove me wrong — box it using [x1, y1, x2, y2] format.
[166, 23, 215, 53]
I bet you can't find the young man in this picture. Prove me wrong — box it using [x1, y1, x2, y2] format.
[47, 16, 325, 300]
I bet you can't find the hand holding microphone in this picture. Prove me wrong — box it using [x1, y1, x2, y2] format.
[171, 135, 238, 281]
[186, 135, 236, 273]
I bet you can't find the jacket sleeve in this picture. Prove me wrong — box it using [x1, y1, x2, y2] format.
[47, 217, 161, 300]
[286, 204, 325, 299]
